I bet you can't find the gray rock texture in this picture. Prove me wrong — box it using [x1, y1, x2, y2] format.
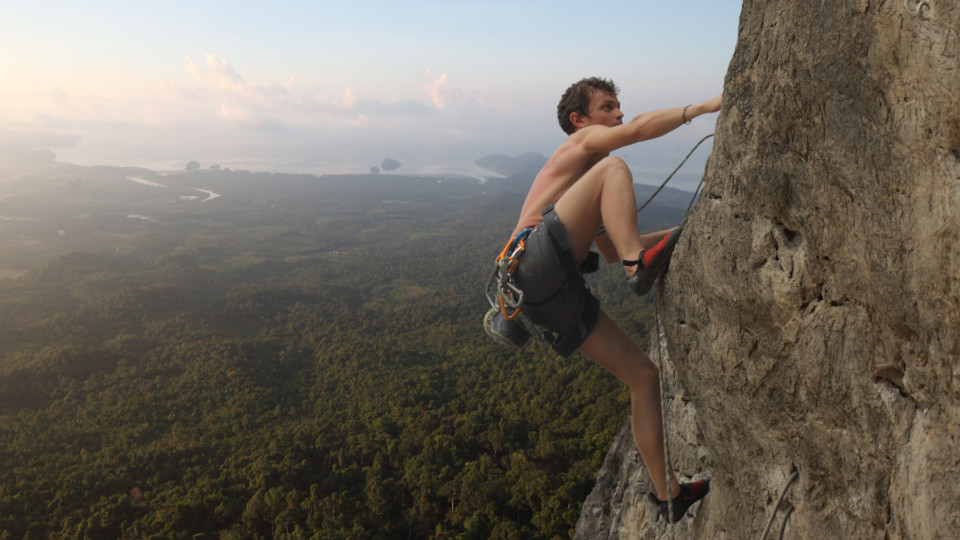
[577, 1, 960, 538]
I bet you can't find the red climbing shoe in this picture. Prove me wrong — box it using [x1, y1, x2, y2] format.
[648, 479, 710, 523]
[625, 226, 683, 296]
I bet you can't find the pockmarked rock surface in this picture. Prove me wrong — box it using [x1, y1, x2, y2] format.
[577, 1, 960, 538]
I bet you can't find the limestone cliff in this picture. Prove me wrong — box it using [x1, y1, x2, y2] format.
[577, 1, 960, 538]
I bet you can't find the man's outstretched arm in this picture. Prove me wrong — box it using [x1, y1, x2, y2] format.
[581, 94, 722, 155]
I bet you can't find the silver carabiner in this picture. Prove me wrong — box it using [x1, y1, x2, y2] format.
[500, 281, 524, 310]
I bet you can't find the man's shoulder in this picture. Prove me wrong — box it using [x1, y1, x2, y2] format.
[569, 124, 608, 141]
[550, 127, 608, 163]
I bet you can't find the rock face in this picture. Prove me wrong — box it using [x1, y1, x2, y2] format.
[577, 1, 960, 538]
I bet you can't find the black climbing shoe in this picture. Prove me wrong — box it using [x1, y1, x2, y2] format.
[625, 226, 683, 296]
[648, 479, 710, 523]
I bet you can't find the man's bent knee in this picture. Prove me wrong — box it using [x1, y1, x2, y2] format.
[595, 156, 632, 178]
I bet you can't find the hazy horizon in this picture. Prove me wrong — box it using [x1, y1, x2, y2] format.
[1, 1, 741, 191]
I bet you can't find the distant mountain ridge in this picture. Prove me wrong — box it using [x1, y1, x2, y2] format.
[474, 152, 547, 178]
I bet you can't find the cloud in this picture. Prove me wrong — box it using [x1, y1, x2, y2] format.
[420, 68, 493, 115]
[419, 69, 482, 112]
[0, 52, 539, 171]
[166, 54, 433, 130]
[330, 88, 359, 110]
[184, 54, 245, 90]
[338, 95, 433, 117]
[3, 53, 498, 138]
[52, 87, 69, 103]
[171, 54, 291, 129]
[422, 70, 450, 109]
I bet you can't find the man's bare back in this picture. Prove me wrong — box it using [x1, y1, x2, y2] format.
[513, 134, 608, 236]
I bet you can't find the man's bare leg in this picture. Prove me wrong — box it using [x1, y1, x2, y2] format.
[553, 156, 677, 274]
[552, 155, 683, 498]
[579, 310, 681, 501]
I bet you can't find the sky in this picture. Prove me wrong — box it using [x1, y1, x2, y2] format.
[0, 1, 742, 190]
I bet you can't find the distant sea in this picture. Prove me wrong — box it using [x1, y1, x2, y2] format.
[102, 157, 508, 182]
[55, 151, 705, 191]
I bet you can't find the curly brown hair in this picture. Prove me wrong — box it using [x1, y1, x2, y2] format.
[556, 77, 620, 135]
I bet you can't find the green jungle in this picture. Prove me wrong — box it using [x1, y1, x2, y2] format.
[0, 157, 687, 539]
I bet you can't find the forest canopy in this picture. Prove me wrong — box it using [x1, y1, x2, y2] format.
[0, 161, 683, 538]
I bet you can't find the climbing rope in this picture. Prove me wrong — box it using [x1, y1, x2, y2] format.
[777, 505, 795, 540]
[643, 134, 716, 534]
[654, 313, 676, 540]
[643, 133, 801, 537]
[634, 118, 807, 538]
[686, 174, 707, 214]
[636, 133, 715, 214]
[759, 470, 799, 540]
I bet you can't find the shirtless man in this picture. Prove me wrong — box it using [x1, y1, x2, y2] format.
[508, 77, 721, 522]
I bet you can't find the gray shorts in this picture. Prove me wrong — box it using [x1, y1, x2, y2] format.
[513, 205, 600, 357]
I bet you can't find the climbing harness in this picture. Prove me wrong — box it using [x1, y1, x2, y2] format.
[759, 470, 799, 540]
[904, 0, 929, 17]
[484, 228, 543, 349]
[493, 228, 532, 321]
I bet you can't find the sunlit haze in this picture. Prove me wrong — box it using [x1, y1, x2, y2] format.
[1, 1, 741, 189]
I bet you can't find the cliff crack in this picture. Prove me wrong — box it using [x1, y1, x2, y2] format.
[874, 376, 918, 407]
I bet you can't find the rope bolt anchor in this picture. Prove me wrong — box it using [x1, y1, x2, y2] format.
[904, 0, 929, 17]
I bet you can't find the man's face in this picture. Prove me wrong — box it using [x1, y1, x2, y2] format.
[583, 91, 624, 127]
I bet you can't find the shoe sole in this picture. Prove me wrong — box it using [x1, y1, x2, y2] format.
[649, 478, 710, 523]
